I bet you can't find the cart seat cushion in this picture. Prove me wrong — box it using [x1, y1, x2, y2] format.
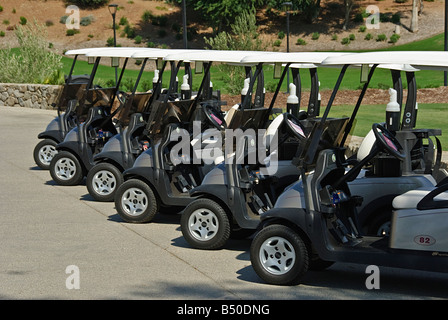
[392, 187, 448, 209]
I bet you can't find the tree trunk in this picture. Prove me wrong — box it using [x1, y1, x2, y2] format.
[410, 0, 419, 32]
[342, 0, 354, 31]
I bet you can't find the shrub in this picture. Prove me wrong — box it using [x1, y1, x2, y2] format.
[390, 33, 400, 43]
[123, 24, 136, 38]
[142, 10, 153, 23]
[311, 32, 320, 40]
[331, 34, 338, 41]
[45, 20, 54, 27]
[64, 0, 110, 8]
[80, 15, 95, 27]
[3, 19, 10, 25]
[60, 16, 68, 24]
[0, 6, 3, 12]
[391, 13, 401, 24]
[273, 39, 282, 47]
[353, 13, 364, 23]
[19, 17, 27, 26]
[364, 33, 373, 40]
[341, 37, 350, 45]
[349, 33, 355, 41]
[359, 25, 366, 33]
[376, 33, 387, 42]
[106, 37, 114, 46]
[277, 31, 285, 39]
[119, 17, 128, 26]
[296, 38, 306, 45]
[66, 29, 79, 36]
[0, 21, 63, 84]
[0, 31, 5, 37]
[134, 35, 142, 44]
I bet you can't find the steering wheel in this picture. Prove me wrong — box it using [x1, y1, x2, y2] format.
[332, 123, 405, 189]
[203, 104, 227, 130]
[372, 123, 405, 160]
[284, 113, 308, 140]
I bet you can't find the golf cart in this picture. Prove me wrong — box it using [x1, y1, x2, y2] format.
[85, 48, 197, 202]
[250, 51, 448, 286]
[113, 49, 273, 223]
[48, 47, 149, 186]
[33, 47, 108, 169]
[179, 52, 349, 250]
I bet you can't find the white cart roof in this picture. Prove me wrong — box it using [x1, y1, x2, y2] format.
[321, 51, 448, 70]
[131, 48, 200, 60]
[84, 47, 151, 58]
[65, 47, 111, 55]
[163, 49, 275, 64]
[240, 52, 350, 65]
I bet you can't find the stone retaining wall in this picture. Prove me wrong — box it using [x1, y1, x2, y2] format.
[0, 83, 62, 109]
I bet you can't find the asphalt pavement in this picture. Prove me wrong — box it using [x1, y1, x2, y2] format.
[0, 106, 447, 302]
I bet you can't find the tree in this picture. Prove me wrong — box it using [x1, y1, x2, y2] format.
[204, 9, 267, 94]
[410, 0, 419, 32]
[342, 0, 355, 30]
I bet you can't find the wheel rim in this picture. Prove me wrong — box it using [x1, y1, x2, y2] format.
[92, 170, 117, 195]
[187, 208, 219, 242]
[54, 157, 77, 180]
[259, 236, 296, 276]
[121, 187, 148, 216]
[38, 145, 57, 166]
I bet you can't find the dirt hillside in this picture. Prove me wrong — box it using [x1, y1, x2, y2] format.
[0, 0, 445, 53]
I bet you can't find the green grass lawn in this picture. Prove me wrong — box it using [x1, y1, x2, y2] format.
[328, 103, 448, 150]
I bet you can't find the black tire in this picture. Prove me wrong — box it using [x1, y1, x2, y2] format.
[49, 150, 85, 186]
[367, 209, 392, 236]
[33, 139, 58, 170]
[250, 224, 309, 286]
[180, 198, 230, 250]
[86, 162, 124, 202]
[114, 179, 158, 223]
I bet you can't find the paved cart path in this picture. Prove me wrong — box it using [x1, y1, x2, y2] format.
[0, 106, 447, 300]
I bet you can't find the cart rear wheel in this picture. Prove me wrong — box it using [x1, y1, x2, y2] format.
[250, 224, 309, 285]
[33, 139, 58, 170]
[49, 151, 84, 186]
[181, 198, 230, 250]
[86, 162, 123, 202]
[115, 179, 158, 223]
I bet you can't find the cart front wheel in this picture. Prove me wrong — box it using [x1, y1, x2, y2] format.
[181, 198, 230, 250]
[33, 139, 58, 170]
[250, 224, 309, 285]
[115, 179, 158, 223]
[86, 162, 123, 202]
[49, 151, 84, 186]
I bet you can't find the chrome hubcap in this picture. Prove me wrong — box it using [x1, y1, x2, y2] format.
[121, 187, 148, 216]
[92, 170, 117, 195]
[188, 209, 219, 241]
[259, 236, 296, 275]
[39, 145, 57, 166]
[54, 157, 76, 180]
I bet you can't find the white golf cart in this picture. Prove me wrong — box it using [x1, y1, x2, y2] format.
[250, 51, 448, 285]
